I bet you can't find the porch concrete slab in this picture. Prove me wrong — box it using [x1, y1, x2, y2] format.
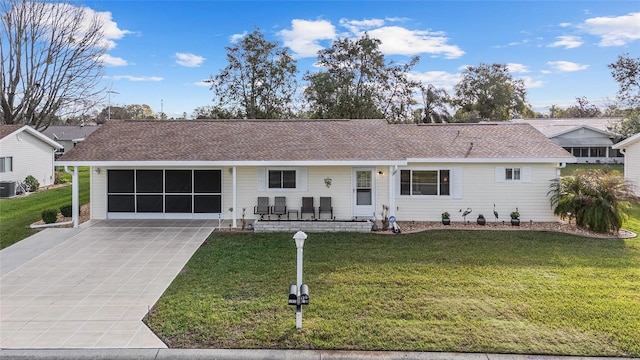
[0, 220, 216, 348]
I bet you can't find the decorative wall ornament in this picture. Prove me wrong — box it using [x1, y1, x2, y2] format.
[324, 177, 332, 188]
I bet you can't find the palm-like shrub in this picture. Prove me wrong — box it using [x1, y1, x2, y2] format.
[549, 168, 637, 233]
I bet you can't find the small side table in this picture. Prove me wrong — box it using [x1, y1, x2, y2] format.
[287, 209, 299, 220]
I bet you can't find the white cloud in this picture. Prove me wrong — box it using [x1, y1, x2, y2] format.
[580, 12, 640, 46]
[408, 71, 460, 90]
[30, 3, 131, 50]
[230, 31, 247, 43]
[91, 9, 131, 50]
[98, 54, 127, 66]
[175, 53, 205, 67]
[278, 19, 336, 58]
[559, 22, 572, 28]
[520, 76, 545, 88]
[367, 26, 464, 59]
[113, 75, 163, 82]
[506, 63, 530, 73]
[547, 35, 583, 49]
[338, 18, 385, 34]
[546, 61, 589, 72]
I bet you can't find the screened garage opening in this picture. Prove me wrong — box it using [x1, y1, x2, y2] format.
[107, 169, 222, 219]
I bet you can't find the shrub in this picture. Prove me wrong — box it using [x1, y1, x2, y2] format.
[60, 205, 73, 217]
[54, 171, 67, 184]
[549, 168, 637, 233]
[24, 175, 40, 192]
[41, 209, 58, 224]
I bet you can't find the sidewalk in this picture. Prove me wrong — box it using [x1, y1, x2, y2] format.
[0, 349, 635, 360]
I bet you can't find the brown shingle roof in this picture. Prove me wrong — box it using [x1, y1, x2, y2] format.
[59, 119, 402, 162]
[58, 119, 573, 163]
[0, 125, 24, 140]
[391, 122, 574, 159]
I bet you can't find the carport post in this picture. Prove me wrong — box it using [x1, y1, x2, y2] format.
[232, 166, 237, 228]
[64, 166, 79, 228]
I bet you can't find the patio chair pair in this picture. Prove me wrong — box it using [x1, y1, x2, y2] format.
[301, 197, 333, 219]
[254, 197, 287, 218]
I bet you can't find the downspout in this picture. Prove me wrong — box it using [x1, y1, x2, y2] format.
[232, 166, 237, 228]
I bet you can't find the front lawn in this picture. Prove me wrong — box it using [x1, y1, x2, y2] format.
[145, 230, 640, 356]
[0, 167, 90, 249]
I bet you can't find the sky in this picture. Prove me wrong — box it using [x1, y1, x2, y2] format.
[81, 0, 640, 118]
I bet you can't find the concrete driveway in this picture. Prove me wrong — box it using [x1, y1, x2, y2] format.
[0, 220, 216, 348]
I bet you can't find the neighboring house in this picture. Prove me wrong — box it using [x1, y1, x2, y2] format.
[0, 125, 64, 192]
[511, 118, 623, 164]
[612, 132, 640, 194]
[41, 125, 100, 158]
[56, 119, 575, 227]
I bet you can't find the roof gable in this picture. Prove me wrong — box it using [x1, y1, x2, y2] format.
[0, 125, 64, 149]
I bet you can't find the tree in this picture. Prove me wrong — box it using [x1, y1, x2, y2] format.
[1, 0, 107, 129]
[419, 84, 451, 123]
[208, 29, 297, 119]
[608, 53, 640, 107]
[548, 168, 636, 233]
[303, 33, 421, 122]
[613, 108, 640, 138]
[192, 105, 239, 120]
[564, 97, 602, 118]
[452, 63, 531, 122]
[94, 104, 155, 123]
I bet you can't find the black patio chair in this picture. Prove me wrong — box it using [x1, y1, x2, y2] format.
[300, 197, 315, 219]
[319, 197, 333, 219]
[271, 196, 287, 218]
[254, 197, 270, 216]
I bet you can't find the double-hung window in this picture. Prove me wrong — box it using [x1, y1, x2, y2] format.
[0, 157, 13, 173]
[268, 170, 296, 189]
[400, 169, 450, 196]
[505, 167, 521, 181]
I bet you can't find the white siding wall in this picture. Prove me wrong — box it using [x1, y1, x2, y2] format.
[623, 142, 640, 194]
[91, 168, 107, 220]
[0, 131, 56, 187]
[228, 166, 355, 221]
[393, 163, 560, 222]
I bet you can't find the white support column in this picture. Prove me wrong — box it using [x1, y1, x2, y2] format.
[65, 166, 79, 228]
[232, 166, 237, 228]
[388, 165, 396, 218]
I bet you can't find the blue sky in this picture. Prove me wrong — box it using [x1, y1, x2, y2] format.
[83, 0, 640, 118]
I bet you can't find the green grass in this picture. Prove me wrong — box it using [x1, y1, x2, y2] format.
[561, 163, 624, 176]
[625, 202, 640, 235]
[0, 167, 90, 249]
[145, 230, 640, 356]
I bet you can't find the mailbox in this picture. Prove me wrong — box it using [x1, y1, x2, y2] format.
[288, 284, 298, 305]
[299, 284, 309, 305]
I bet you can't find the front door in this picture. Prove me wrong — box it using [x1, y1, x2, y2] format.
[352, 168, 375, 217]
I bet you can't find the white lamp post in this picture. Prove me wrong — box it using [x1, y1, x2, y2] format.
[293, 231, 307, 329]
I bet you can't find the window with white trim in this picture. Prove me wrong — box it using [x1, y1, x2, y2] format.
[505, 167, 521, 181]
[0, 157, 13, 173]
[400, 169, 450, 196]
[268, 170, 296, 189]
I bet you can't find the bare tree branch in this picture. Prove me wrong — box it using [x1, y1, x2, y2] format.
[1, 0, 107, 129]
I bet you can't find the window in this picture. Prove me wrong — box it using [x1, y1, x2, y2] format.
[572, 147, 589, 157]
[590, 147, 606, 157]
[505, 168, 521, 181]
[268, 170, 296, 189]
[0, 157, 13, 173]
[400, 169, 450, 196]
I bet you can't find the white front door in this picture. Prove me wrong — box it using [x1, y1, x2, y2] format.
[352, 168, 375, 217]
